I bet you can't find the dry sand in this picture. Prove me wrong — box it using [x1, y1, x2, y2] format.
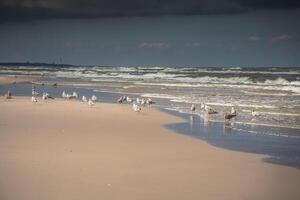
[1, 97, 300, 200]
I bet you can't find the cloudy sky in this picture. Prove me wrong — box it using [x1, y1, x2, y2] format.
[0, 0, 299, 67]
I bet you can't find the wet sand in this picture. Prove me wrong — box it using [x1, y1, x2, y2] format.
[1, 97, 300, 200]
[0, 76, 36, 86]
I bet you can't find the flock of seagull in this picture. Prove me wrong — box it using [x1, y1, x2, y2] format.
[29, 85, 155, 112]
[189, 103, 260, 121]
[118, 96, 155, 112]
[5, 85, 260, 118]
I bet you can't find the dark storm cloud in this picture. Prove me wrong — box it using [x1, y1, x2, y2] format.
[1, 0, 300, 22]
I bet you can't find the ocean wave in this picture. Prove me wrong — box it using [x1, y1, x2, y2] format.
[141, 93, 181, 100]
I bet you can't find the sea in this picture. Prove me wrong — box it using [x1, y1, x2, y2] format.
[1, 64, 300, 168]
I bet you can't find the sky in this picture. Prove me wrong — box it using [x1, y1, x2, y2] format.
[0, 0, 299, 67]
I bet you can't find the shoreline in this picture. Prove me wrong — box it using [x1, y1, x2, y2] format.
[1, 97, 300, 199]
[1, 79, 300, 169]
[0, 75, 36, 85]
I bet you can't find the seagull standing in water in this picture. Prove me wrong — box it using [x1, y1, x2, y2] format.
[225, 107, 237, 121]
[146, 98, 155, 105]
[252, 109, 260, 117]
[231, 107, 236, 115]
[190, 104, 196, 112]
[205, 105, 218, 114]
[200, 103, 205, 110]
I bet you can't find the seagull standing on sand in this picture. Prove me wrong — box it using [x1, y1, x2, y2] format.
[88, 99, 94, 107]
[31, 96, 37, 103]
[117, 96, 123, 103]
[126, 96, 132, 103]
[136, 98, 141, 104]
[141, 98, 146, 106]
[191, 104, 196, 112]
[4, 90, 12, 99]
[42, 92, 48, 100]
[132, 103, 141, 112]
[62, 91, 67, 98]
[82, 96, 87, 102]
[91, 95, 97, 102]
[72, 92, 78, 99]
[32, 85, 39, 97]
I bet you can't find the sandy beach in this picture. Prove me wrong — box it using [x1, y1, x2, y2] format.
[1, 96, 300, 200]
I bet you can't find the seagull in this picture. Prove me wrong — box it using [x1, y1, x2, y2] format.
[146, 98, 155, 105]
[32, 85, 38, 96]
[126, 96, 132, 103]
[224, 107, 237, 120]
[5, 90, 12, 99]
[62, 91, 67, 98]
[231, 107, 236, 115]
[31, 96, 37, 103]
[72, 92, 78, 99]
[190, 104, 196, 112]
[205, 105, 218, 114]
[136, 98, 141, 104]
[132, 103, 141, 112]
[141, 98, 146, 106]
[82, 96, 87, 102]
[200, 103, 205, 110]
[117, 96, 123, 103]
[252, 109, 260, 117]
[91, 95, 97, 102]
[42, 92, 48, 100]
[66, 94, 72, 99]
[88, 99, 94, 107]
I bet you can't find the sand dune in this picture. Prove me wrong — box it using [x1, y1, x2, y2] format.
[1, 97, 300, 200]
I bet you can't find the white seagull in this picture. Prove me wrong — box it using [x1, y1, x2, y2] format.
[132, 103, 141, 112]
[91, 95, 97, 102]
[231, 107, 236, 115]
[42, 92, 48, 100]
[252, 110, 260, 117]
[136, 98, 141, 104]
[141, 98, 146, 106]
[72, 92, 78, 99]
[126, 96, 132, 103]
[31, 96, 37, 103]
[88, 99, 94, 107]
[62, 91, 67, 98]
[82, 96, 87, 102]
[200, 103, 205, 110]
